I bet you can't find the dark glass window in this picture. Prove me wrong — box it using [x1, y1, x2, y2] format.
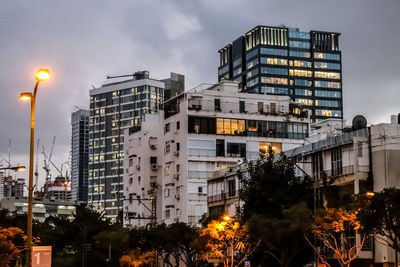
[227, 143, 246, 158]
[239, 101, 245, 113]
[215, 99, 221, 111]
[228, 180, 236, 197]
[216, 140, 225, 157]
[150, 157, 157, 165]
[165, 123, 170, 133]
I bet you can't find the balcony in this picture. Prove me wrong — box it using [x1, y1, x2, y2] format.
[207, 190, 239, 204]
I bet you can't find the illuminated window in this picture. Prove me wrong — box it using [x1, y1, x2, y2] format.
[261, 57, 288, 66]
[314, 71, 340, 79]
[293, 60, 312, 68]
[314, 80, 341, 88]
[296, 98, 314, 105]
[295, 89, 312, 96]
[260, 77, 288, 85]
[289, 69, 313, 77]
[259, 142, 282, 157]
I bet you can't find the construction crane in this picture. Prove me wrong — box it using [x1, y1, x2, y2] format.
[42, 136, 56, 196]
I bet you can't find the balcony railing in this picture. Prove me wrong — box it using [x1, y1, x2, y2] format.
[207, 191, 239, 203]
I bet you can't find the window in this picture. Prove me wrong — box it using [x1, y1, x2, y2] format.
[260, 77, 288, 85]
[165, 123, 170, 133]
[289, 60, 312, 68]
[165, 209, 170, 218]
[260, 57, 288, 66]
[176, 121, 180, 130]
[314, 62, 341, 70]
[188, 117, 216, 134]
[216, 140, 225, 157]
[260, 48, 288, 56]
[239, 101, 245, 113]
[331, 147, 342, 176]
[176, 142, 180, 151]
[165, 141, 170, 154]
[216, 118, 245, 135]
[289, 41, 310, 49]
[315, 109, 342, 117]
[258, 102, 264, 114]
[315, 100, 340, 107]
[295, 89, 313, 96]
[261, 67, 288, 75]
[289, 51, 310, 58]
[227, 143, 246, 158]
[247, 58, 259, 69]
[314, 81, 340, 89]
[295, 98, 314, 105]
[138, 176, 141, 184]
[247, 68, 259, 78]
[214, 99, 221, 111]
[260, 87, 289, 95]
[259, 142, 282, 157]
[314, 52, 340, 61]
[358, 142, 363, 157]
[314, 71, 340, 79]
[198, 187, 203, 194]
[176, 164, 180, 173]
[315, 90, 341, 98]
[228, 180, 236, 197]
[289, 69, 313, 77]
[150, 157, 157, 165]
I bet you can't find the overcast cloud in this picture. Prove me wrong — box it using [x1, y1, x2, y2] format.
[0, 0, 399, 187]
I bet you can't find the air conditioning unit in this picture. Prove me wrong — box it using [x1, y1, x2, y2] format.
[150, 144, 156, 150]
[174, 151, 179, 157]
[150, 182, 157, 188]
[175, 194, 180, 200]
[151, 164, 158, 170]
[136, 165, 140, 170]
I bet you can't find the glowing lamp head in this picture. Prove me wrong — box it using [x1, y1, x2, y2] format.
[19, 92, 32, 101]
[366, 192, 375, 197]
[16, 166, 26, 172]
[36, 69, 50, 81]
[223, 215, 231, 221]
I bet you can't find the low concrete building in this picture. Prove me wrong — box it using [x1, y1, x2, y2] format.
[0, 197, 78, 222]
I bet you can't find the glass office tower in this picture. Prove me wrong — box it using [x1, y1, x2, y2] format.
[218, 26, 342, 122]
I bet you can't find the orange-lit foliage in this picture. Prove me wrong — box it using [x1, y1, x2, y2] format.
[119, 248, 155, 267]
[199, 219, 259, 267]
[310, 208, 366, 267]
[0, 227, 26, 267]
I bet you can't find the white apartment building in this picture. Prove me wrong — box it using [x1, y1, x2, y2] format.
[123, 80, 310, 227]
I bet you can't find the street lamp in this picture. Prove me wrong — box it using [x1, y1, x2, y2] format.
[20, 68, 50, 267]
[0, 166, 26, 172]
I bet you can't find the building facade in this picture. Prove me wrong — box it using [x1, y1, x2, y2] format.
[89, 71, 183, 219]
[123, 80, 310, 227]
[0, 197, 77, 222]
[218, 25, 342, 123]
[71, 108, 89, 202]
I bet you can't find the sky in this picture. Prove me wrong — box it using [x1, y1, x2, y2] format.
[0, 0, 399, 188]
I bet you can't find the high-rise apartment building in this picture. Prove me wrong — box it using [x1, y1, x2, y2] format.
[89, 71, 184, 219]
[71, 108, 89, 201]
[218, 25, 342, 123]
[123, 80, 310, 227]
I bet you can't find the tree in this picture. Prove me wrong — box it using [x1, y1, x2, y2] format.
[247, 202, 313, 267]
[0, 227, 26, 267]
[239, 155, 314, 266]
[119, 248, 155, 267]
[309, 208, 366, 267]
[357, 188, 400, 262]
[199, 218, 259, 267]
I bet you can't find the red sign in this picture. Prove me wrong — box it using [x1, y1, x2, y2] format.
[31, 246, 52, 267]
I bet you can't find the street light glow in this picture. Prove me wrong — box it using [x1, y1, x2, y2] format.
[35, 69, 50, 81]
[223, 215, 231, 221]
[19, 92, 32, 101]
[16, 166, 26, 172]
[366, 192, 375, 197]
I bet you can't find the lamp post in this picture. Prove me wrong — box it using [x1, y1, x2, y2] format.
[20, 69, 50, 267]
[0, 166, 26, 171]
